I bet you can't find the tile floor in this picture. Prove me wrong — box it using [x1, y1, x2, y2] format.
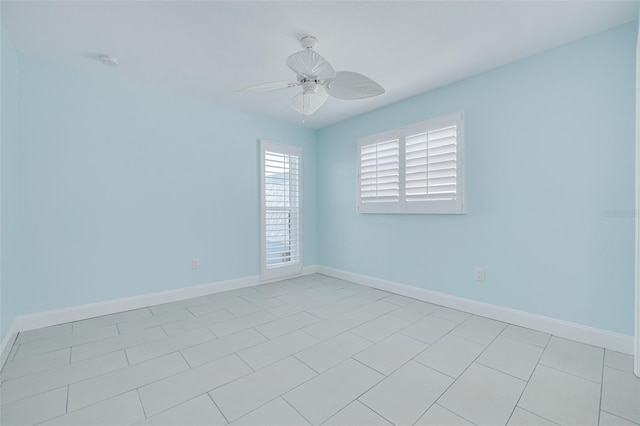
[1, 274, 638, 426]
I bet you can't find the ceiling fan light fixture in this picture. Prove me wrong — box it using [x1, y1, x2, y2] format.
[302, 80, 318, 94]
[237, 36, 385, 117]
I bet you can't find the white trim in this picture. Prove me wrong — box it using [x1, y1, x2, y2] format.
[0, 266, 318, 370]
[317, 266, 634, 355]
[14, 276, 260, 333]
[260, 139, 303, 281]
[301, 265, 318, 275]
[635, 42, 640, 377]
[357, 111, 465, 215]
[0, 322, 19, 369]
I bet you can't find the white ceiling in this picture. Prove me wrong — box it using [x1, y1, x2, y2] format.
[2, 1, 638, 129]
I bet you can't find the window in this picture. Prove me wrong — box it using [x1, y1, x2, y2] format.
[358, 112, 464, 214]
[260, 140, 302, 280]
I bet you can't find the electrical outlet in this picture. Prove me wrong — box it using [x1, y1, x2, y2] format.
[474, 267, 485, 281]
[192, 258, 200, 270]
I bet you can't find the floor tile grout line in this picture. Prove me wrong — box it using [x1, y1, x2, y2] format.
[11, 326, 122, 361]
[341, 359, 403, 424]
[65, 327, 170, 364]
[411, 358, 457, 380]
[292, 329, 374, 367]
[433, 403, 480, 426]
[136, 388, 148, 418]
[281, 396, 314, 425]
[502, 323, 551, 426]
[515, 406, 562, 426]
[65, 384, 70, 414]
[505, 333, 564, 426]
[425, 319, 509, 425]
[235, 351, 257, 372]
[473, 360, 531, 384]
[12, 332, 114, 359]
[1, 348, 75, 383]
[209, 363, 315, 424]
[69, 358, 251, 420]
[9, 339, 20, 362]
[3, 349, 193, 407]
[69, 326, 217, 367]
[354, 397, 398, 425]
[123, 347, 132, 366]
[175, 328, 280, 369]
[8, 277, 331, 343]
[176, 350, 193, 369]
[300, 299, 410, 342]
[292, 354, 322, 375]
[597, 346, 605, 426]
[31, 386, 148, 424]
[600, 409, 640, 425]
[1, 353, 132, 405]
[4, 275, 623, 426]
[602, 362, 637, 375]
[4, 285, 397, 373]
[301, 356, 391, 425]
[137, 386, 226, 422]
[66, 358, 195, 413]
[207, 392, 230, 424]
[347, 309, 501, 383]
[350, 355, 394, 377]
[500, 326, 552, 349]
[257, 356, 360, 416]
[537, 361, 604, 384]
[350, 312, 417, 343]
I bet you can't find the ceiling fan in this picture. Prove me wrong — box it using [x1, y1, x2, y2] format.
[237, 36, 385, 116]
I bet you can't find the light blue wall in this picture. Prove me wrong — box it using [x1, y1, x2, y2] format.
[1, 21, 20, 338]
[7, 53, 316, 331]
[1, 20, 637, 342]
[317, 23, 637, 335]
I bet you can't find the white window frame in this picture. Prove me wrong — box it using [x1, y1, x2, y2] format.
[260, 140, 303, 281]
[357, 111, 465, 214]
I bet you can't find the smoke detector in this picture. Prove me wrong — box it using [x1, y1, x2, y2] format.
[100, 55, 119, 67]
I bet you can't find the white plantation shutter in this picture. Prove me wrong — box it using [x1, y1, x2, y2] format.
[359, 137, 401, 213]
[261, 141, 302, 280]
[358, 112, 464, 214]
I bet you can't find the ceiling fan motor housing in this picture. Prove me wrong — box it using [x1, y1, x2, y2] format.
[300, 36, 318, 50]
[302, 80, 318, 94]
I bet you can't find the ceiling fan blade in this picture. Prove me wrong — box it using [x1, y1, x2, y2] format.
[291, 87, 329, 115]
[286, 50, 336, 80]
[325, 71, 385, 100]
[236, 81, 297, 93]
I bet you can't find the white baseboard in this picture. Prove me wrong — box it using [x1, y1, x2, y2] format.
[317, 266, 634, 355]
[0, 266, 318, 370]
[1, 263, 632, 372]
[0, 322, 19, 370]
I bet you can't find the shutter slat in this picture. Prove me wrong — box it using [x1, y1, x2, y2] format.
[264, 148, 300, 270]
[359, 138, 400, 202]
[406, 157, 428, 167]
[427, 137, 456, 149]
[428, 144, 456, 156]
[360, 119, 460, 210]
[428, 169, 456, 179]
[428, 126, 456, 140]
[427, 176, 457, 186]
[402, 123, 459, 204]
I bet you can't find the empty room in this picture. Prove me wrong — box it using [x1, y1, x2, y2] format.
[1, 1, 639, 425]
